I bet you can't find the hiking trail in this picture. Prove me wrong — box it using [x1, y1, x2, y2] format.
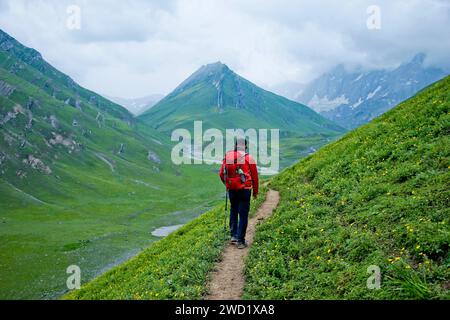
[205, 189, 280, 300]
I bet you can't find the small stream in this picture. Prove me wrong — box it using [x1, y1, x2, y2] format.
[151, 224, 184, 237]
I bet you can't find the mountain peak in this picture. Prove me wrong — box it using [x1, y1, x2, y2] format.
[410, 53, 426, 65]
[204, 61, 226, 67]
[169, 61, 234, 97]
[0, 28, 43, 62]
[327, 64, 347, 78]
[197, 61, 230, 75]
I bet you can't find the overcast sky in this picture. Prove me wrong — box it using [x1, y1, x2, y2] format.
[0, 0, 449, 98]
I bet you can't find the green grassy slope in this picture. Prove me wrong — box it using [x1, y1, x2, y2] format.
[0, 29, 224, 299]
[244, 76, 450, 299]
[64, 187, 267, 300]
[0, 30, 131, 122]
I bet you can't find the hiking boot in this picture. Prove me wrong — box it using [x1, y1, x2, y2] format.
[230, 236, 238, 244]
[237, 241, 248, 249]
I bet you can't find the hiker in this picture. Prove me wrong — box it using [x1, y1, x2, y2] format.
[219, 138, 259, 249]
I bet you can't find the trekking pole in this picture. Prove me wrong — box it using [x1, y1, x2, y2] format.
[223, 167, 228, 241]
[224, 187, 228, 241]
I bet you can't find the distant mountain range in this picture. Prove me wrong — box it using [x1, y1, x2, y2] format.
[139, 62, 344, 136]
[296, 53, 448, 129]
[106, 94, 164, 115]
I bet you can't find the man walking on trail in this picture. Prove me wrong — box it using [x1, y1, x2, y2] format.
[219, 138, 259, 249]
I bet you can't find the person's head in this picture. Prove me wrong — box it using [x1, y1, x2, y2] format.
[234, 138, 248, 152]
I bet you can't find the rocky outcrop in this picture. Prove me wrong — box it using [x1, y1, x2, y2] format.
[64, 97, 82, 110]
[16, 170, 27, 179]
[117, 143, 125, 155]
[212, 74, 225, 110]
[23, 155, 52, 175]
[19, 139, 27, 149]
[9, 61, 24, 74]
[0, 104, 32, 126]
[27, 98, 40, 110]
[233, 77, 244, 108]
[49, 133, 80, 153]
[3, 131, 15, 146]
[89, 95, 100, 107]
[0, 34, 14, 51]
[147, 150, 161, 164]
[25, 118, 33, 130]
[95, 112, 104, 127]
[0, 80, 15, 97]
[49, 115, 59, 129]
[75, 99, 82, 110]
[0, 152, 6, 167]
[66, 77, 77, 90]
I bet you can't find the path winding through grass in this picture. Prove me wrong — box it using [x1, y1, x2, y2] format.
[205, 189, 280, 300]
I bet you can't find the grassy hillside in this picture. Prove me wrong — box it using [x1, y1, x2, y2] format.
[0, 29, 224, 299]
[64, 187, 267, 299]
[244, 76, 450, 299]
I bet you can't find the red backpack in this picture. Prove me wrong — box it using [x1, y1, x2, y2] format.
[223, 151, 249, 190]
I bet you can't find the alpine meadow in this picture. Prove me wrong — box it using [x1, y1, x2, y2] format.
[0, 0, 449, 306]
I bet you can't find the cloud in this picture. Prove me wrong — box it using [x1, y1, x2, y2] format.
[0, 0, 449, 98]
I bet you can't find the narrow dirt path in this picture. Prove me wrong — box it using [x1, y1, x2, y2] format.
[205, 189, 280, 300]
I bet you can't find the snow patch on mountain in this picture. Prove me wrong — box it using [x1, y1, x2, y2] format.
[367, 86, 382, 100]
[308, 94, 349, 112]
[350, 98, 364, 110]
[353, 74, 363, 82]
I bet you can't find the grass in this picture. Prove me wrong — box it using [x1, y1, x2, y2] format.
[64, 185, 267, 299]
[243, 76, 450, 299]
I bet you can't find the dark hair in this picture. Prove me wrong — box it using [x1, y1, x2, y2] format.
[234, 138, 248, 151]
